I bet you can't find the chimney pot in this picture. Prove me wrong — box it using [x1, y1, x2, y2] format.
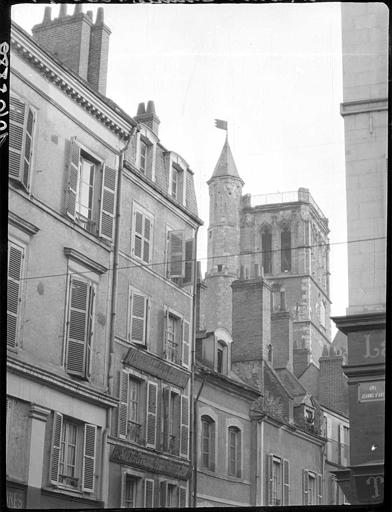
[146, 100, 156, 114]
[321, 345, 329, 357]
[87, 10, 93, 21]
[59, 5, 67, 18]
[96, 7, 104, 24]
[43, 6, 52, 23]
[73, 5, 83, 16]
[137, 102, 146, 115]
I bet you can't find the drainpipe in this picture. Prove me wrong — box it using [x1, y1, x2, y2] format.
[192, 374, 207, 507]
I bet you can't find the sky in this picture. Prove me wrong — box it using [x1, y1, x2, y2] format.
[12, 2, 348, 328]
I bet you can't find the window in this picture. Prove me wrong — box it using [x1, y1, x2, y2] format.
[123, 475, 137, 507]
[303, 470, 322, 505]
[228, 426, 241, 477]
[121, 475, 154, 508]
[267, 455, 289, 505]
[139, 140, 147, 174]
[132, 207, 153, 263]
[128, 378, 142, 443]
[65, 275, 95, 378]
[281, 227, 291, 272]
[163, 309, 190, 367]
[7, 241, 24, 349]
[171, 164, 184, 203]
[129, 289, 149, 345]
[262, 230, 272, 274]
[305, 407, 314, 425]
[9, 96, 36, 190]
[201, 415, 215, 471]
[162, 388, 189, 457]
[65, 138, 116, 241]
[339, 424, 350, 466]
[167, 230, 194, 285]
[50, 413, 97, 493]
[216, 340, 227, 374]
[160, 481, 186, 508]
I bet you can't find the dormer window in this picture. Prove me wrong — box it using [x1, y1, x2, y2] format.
[216, 340, 227, 374]
[171, 164, 184, 203]
[139, 140, 147, 174]
[305, 407, 314, 425]
[136, 127, 157, 180]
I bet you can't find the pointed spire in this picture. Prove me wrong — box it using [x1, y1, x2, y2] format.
[208, 138, 244, 184]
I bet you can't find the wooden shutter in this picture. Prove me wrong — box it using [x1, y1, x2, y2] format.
[180, 394, 189, 458]
[118, 370, 129, 438]
[22, 106, 35, 188]
[82, 423, 97, 492]
[66, 277, 90, 377]
[318, 473, 323, 504]
[339, 424, 344, 464]
[85, 286, 95, 377]
[283, 459, 289, 505]
[99, 164, 117, 241]
[266, 454, 273, 505]
[184, 239, 194, 285]
[146, 381, 158, 447]
[210, 420, 216, 471]
[236, 430, 242, 477]
[130, 292, 147, 344]
[168, 230, 185, 278]
[144, 478, 154, 508]
[326, 417, 332, 460]
[162, 386, 170, 451]
[9, 97, 35, 189]
[50, 412, 63, 484]
[160, 480, 168, 508]
[120, 471, 126, 507]
[182, 320, 190, 368]
[7, 242, 24, 348]
[65, 138, 80, 219]
[302, 469, 309, 505]
[163, 306, 169, 358]
[143, 216, 151, 263]
[133, 210, 143, 258]
[179, 486, 187, 507]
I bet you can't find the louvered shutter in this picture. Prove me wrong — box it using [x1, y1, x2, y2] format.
[120, 471, 126, 507]
[9, 97, 35, 189]
[162, 387, 170, 451]
[236, 430, 242, 477]
[143, 217, 151, 263]
[283, 459, 290, 505]
[130, 292, 147, 344]
[85, 286, 95, 377]
[65, 138, 80, 219]
[50, 412, 63, 484]
[179, 486, 187, 508]
[318, 473, 323, 504]
[144, 478, 154, 508]
[146, 382, 158, 447]
[160, 480, 168, 508]
[302, 469, 309, 505]
[66, 277, 90, 376]
[7, 243, 24, 348]
[163, 307, 169, 359]
[267, 454, 273, 505]
[82, 423, 97, 492]
[118, 370, 129, 438]
[182, 320, 190, 368]
[99, 164, 117, 241]
[133, 210, 143, 258]
[22, 106, 35, 188]
[184, 238, 194, 284]
[210, 420, 216, 471]
[180, 394, 189, 457]
[168, 230, 185, 278]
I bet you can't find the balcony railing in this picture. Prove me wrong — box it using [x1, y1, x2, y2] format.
[127, 420, 143, 445]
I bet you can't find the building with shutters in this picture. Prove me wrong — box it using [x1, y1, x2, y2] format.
[7, 5, 201, 509]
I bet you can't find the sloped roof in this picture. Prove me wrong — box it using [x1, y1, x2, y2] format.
[208, 138, 244, 183]
[275, 367, 307, 398]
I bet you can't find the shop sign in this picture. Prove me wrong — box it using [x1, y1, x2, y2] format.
[348, 329, 385, 366]
[358, 381, 385, 402]
[6, 485, 26, 509]
[354, 474, 384, 503]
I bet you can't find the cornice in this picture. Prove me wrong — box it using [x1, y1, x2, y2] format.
[343, 363, 385, 381]
[11, 22, 135, 140]
[8, 210, 40, 235]
[7, 356, 118, 408]
[332, 312, 386, 333]
[340, 98, 388, 116]
[64, 247, 108, 275]
[195, 364, 261, 398]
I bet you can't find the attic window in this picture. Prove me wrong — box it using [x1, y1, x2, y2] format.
[305, 408, 314, 424]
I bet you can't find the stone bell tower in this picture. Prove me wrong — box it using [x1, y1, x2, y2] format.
[200, 136, 244, 334]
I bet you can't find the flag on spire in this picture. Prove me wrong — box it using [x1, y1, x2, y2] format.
[214, 119, 228, 131]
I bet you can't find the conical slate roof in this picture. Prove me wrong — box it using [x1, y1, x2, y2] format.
[208, 138, 244, 184]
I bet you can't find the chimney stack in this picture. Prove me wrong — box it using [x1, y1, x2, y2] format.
[32, 5, 111, 95]
[135, 100, 160, 135]
[319, 345, 348, 415]
[271, 309, 293, 372]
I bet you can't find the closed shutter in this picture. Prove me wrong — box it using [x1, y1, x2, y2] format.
[143, 217, 151, 263]
[179, 486, 187, 508]
[66, 277, 92, 377]
[184, 239, 194, 284]
[236, 430, 242, 477]
[283, 459, 290, 505]
[130, 292, 147, 344]
[162, 386, 170, 451]
[7, 242, 24, 348]
[9, 97, 35, 189]
[302, 469, 309, 505]
[85, 286, 95, 377]
[160, 480, 168, 508]
[82, 423, 97, 492]
[163, 306, 169, 358]
[210, 420, 216, 471]
[144, 478, 154, 508]
[99, 164, 117, 241]
[182, 320, 190, 368]
[118, 370, 129, 438]
[266, 454, 273, 505]
[180, 394, 189, 458]
[168, 230, 185, 278]
[133, 210, 143, 258]
[146, 381, 158, 447]
[318, 473, 323, 504]
[50, 412, 63, 484]
[65, 138, 80, 219]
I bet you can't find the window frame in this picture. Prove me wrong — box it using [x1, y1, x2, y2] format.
[121, 469, 153, 508]
[131, 203, 154, 264]
[227, 425, 242, 478]
[200, 415, 216, 472]
[128, 286, 150, 347]
[136, 127, 157, 180]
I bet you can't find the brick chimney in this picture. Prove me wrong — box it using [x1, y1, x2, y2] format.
[293, 346, 310, 377]
[32, 5, 111, 95]
[319, 345, 348, 415]
[271, 310, 293, 372]
[135, 101, 160, 135]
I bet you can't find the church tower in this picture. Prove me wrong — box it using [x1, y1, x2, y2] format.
[200, 137, 244, 333]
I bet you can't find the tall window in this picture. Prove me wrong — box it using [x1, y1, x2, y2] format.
[165, 313, 181, 364]
[308, 473, 317, 505]
[59, 419, 80, 489]
[262, 230, 272, 274]
[7, 241, 24, 349]
[217, 343, 224, 373]
[272, 458, 282, 505]
[281, 228, 291, 272]
[228, 426, 241, 477]
[171, 165, 184, 203]
[201, 416, 215, 471]
[123, 475, 138, 507]
[75, 154, 95, 230]
[171, 167, 178, 199]
[129, 290, 149, 345]
[132, 208, 153, 263]
[267, 455, 290, 505]
[167, 230, 194, 286]
[128, 379, 141, 443]
[303, 469, 322, 505]
[140, 140, 147, 173]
